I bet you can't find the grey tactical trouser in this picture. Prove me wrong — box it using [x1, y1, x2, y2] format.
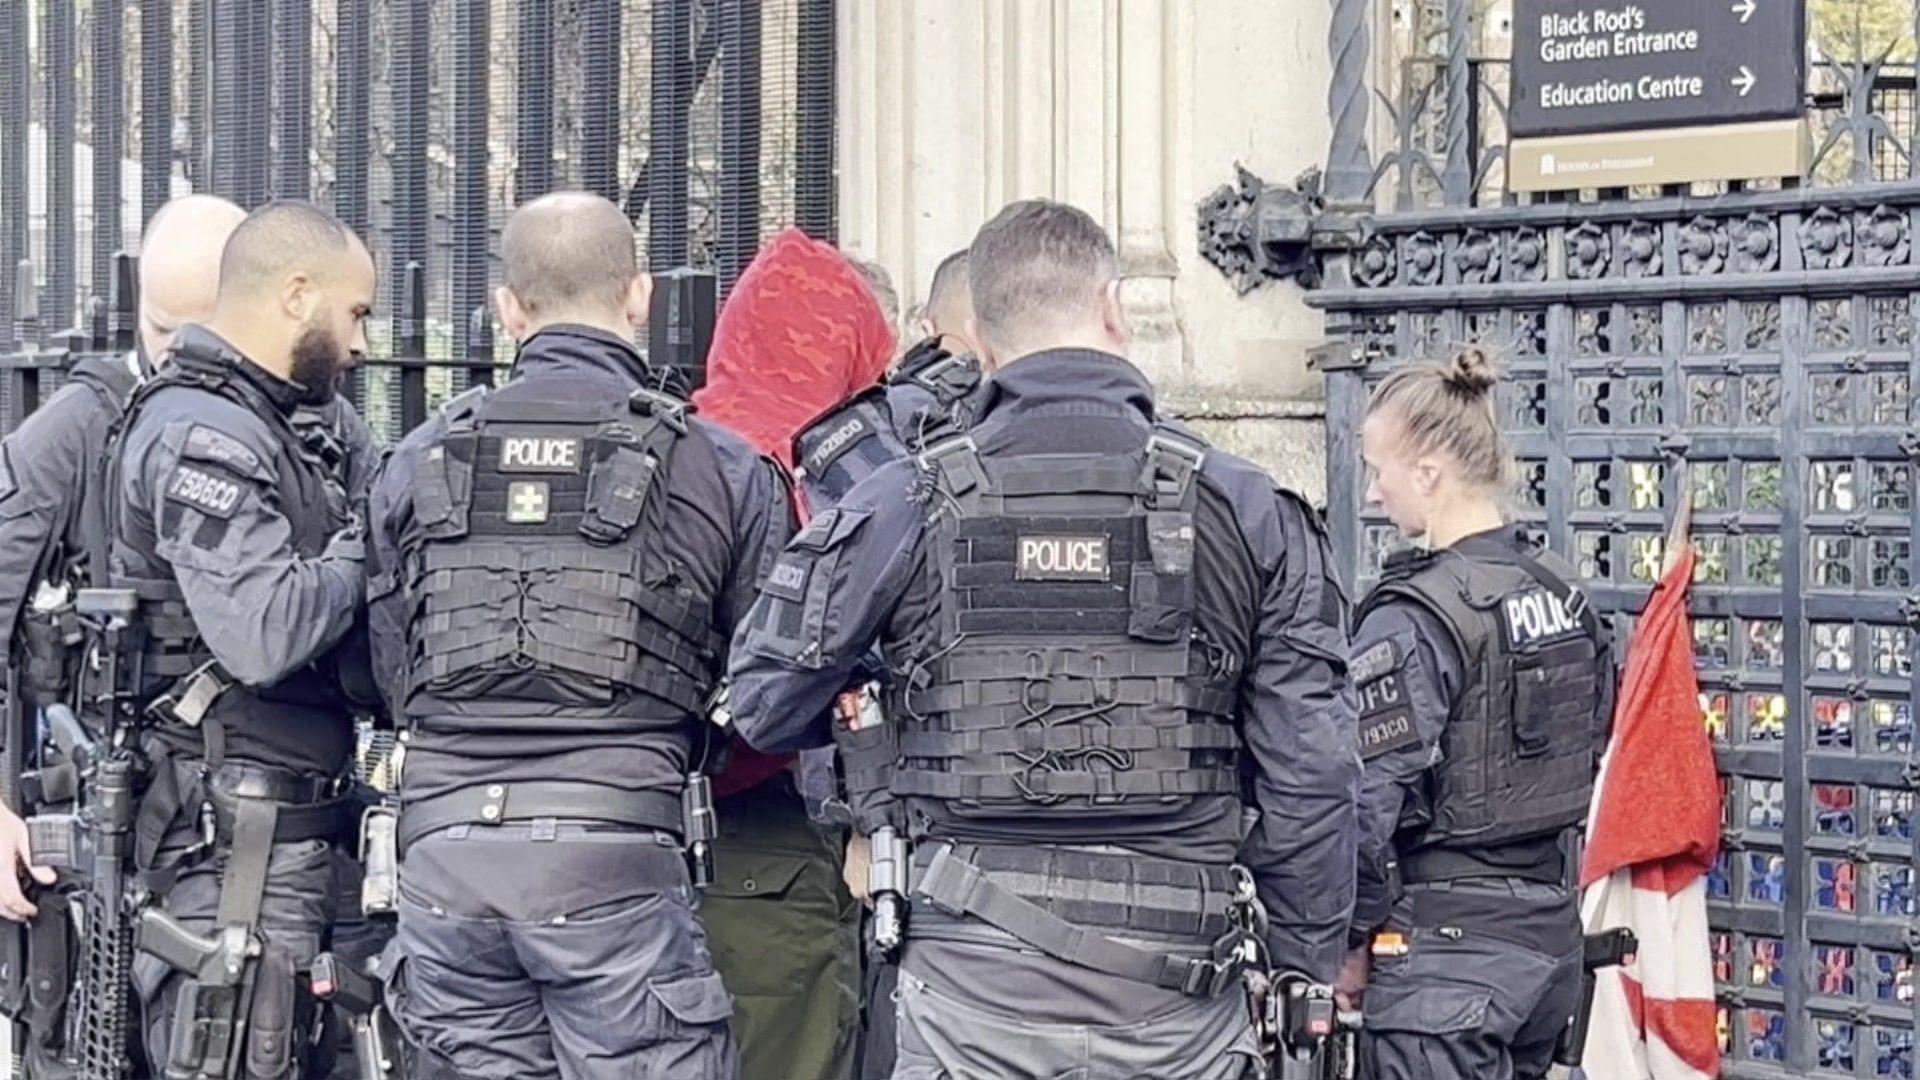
[888, 932, 1261, 1080]
[384, 824, 737, 1080]
[1358, 879, 1583, 1080]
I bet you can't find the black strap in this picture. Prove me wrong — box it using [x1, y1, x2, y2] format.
[910, 845, 1243, 997]
[206, 793, 353, 847]
[398, 782, 682, 855]
[1400, 844, 1568, 886]
[1454, 535, 1601, 642]
[214, 798, 278, 933]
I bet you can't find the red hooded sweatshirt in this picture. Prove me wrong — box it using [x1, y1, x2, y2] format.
[694, 228, 896, 798]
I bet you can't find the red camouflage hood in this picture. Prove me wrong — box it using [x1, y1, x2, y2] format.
[693, 228, 896, 471]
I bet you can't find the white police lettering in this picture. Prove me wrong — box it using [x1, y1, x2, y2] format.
[166, 466, 243, 518]
[1505, 588, 1578, 646]
[1016, 535, 1109, 581]
[499, 436, 582, 473]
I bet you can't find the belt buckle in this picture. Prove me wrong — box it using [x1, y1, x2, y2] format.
[1178, 953, 1236, 997]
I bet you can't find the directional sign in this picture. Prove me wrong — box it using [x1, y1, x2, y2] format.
[1509, 0, 1805, 138]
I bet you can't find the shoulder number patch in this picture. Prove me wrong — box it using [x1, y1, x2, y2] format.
[1358, 670, 1419, 760]
[165, 464, 244, 519]
[800, 412, 875, 477]
[764, 552, 812, 603]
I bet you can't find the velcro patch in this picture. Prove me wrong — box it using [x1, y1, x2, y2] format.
[1358, 671, 1418, 760]
[505, 481, 551, 524]
[164, 464, 245, 519]
[1351, 639, 1399, 686]
[1503, 587, 1583, 649]
[764, 553, 812, 603]
[498, 435, 584, 474]
[182, 424, 262, 475]
[800, 412, 874, 477]
[1016, 535, 1110, 582]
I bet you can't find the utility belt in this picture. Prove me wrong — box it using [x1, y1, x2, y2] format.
[906, 841, 1260, 998]
[395, 781, 685, 857]
[1398, 842, 1567, 887]
[139, 759, 355, 885]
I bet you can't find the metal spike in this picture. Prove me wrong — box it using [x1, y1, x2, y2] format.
[399, 261, 426, 359]
[108, 251, 137, 351]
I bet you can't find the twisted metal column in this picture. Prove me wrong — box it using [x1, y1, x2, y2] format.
[1324, 0, 1374, 204]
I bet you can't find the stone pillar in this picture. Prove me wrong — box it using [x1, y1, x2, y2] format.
[837, 0, 1338, 498]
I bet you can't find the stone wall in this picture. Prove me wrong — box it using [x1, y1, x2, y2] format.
[837, 0, 1337, 503]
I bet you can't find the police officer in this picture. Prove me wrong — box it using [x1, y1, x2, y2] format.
[366, 192, 789, 1079]
[730, 199, 1360, 1079]
[112, 199, 375, 1078]
[1338, 346, 1613, 1079]
[877, 249, 984, 453]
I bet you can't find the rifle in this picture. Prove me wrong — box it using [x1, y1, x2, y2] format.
[1, 654, 36, 1074]
[1555, 927, 1639, 1067]
[24, 588, 151, 1078]
[310, 952, 404, 1080]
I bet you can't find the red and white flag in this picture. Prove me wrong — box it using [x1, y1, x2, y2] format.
[1578, 537, 1723, 1079]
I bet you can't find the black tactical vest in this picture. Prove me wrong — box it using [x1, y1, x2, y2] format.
[887, 343, 983, 446]
[1359, 533, 1604, 849]
[886, 426, 1242, 826]
[109, 344, 352, 726]
[399, 375, 720, 736]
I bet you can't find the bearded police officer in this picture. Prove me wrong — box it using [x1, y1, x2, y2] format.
[1339, 347, 1613, 1079]
[730, 200, 1360, 1079]
[109, 199, 375, 1078]
[366, 192, 789, 1078]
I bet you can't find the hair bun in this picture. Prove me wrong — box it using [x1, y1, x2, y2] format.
[1442, 345, 1500, 398]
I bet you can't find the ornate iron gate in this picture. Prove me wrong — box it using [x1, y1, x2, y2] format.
[1204, 2, 1920, 1075]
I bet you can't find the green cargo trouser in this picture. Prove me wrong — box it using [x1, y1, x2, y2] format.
[705, 775, 861, 1080]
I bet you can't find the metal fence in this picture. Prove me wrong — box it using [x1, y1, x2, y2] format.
[1291, 1, 1920, 1076]
[0, 0, 838, 444]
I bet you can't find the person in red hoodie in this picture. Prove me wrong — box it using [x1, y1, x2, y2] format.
[693, 227, 895, 1080]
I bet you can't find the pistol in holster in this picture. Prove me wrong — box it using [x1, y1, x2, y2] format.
[1553, 926, 1639, 1067]
[136, 905, 263, 1079]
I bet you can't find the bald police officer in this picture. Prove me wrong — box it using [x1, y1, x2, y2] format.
[367, 192, 789, 1078]
[112, 200, 375, 1079]
[730, 200, 1360, 1079]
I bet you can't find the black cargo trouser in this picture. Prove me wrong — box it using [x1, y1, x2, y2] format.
[132, 796, 341, 1080]
[1359, 878, 1583, 1080]
[385, 823, 736, 1080]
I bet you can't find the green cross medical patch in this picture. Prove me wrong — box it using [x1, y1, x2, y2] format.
[507, 480, 550, 525]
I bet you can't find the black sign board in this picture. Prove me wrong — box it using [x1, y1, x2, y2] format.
[1509, 0, 1804, 138]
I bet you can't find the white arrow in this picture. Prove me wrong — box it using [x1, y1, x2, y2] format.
[1732, 65, 1756, 96]
[1731, 0, 1756, 23]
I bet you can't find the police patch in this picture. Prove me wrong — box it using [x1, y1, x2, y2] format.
[1016, 535, 1110, 582]
[164, 465, 244, 519]
[182, 424, 262, 475]
[1502, 587, 1583, 649]
[764, 553, 811, 603]
[800, 413, 873, 477]
[1358, 671, 1418, 760]
[1351, 639, 1399, 686]
[498, 435, 583, 474]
